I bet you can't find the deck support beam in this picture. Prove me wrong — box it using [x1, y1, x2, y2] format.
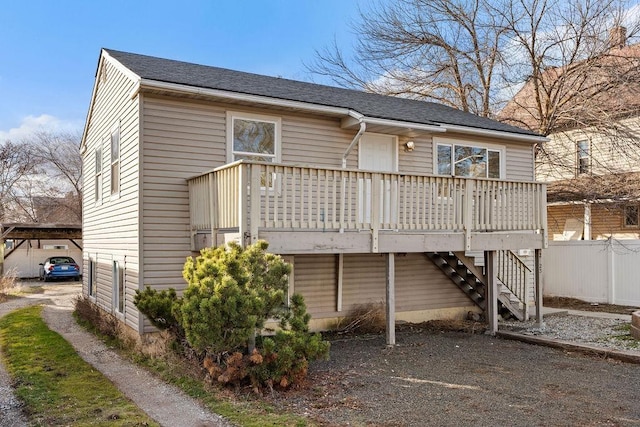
[385, 252, 396, 346]
[535, 249, 544, 329]
[485, 250, 498, 335]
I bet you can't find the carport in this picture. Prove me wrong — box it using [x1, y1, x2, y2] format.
[1, 223, 82, 276]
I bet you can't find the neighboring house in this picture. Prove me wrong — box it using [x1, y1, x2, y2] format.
[80, 49, 547, 343]
[500, 29, 640, 241]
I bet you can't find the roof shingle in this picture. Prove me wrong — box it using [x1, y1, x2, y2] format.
[105, 49, 538, 137]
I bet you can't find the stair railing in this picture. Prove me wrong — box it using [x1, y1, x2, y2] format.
[496, 250, 531, 318]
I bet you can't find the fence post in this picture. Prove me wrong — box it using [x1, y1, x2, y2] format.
[607, 241, 616, 304]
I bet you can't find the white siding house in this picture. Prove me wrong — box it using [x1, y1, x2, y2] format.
[81, 49, 548, 342]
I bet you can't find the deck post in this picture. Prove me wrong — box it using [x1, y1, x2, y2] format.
[336, 253, 344, 312]
[238, 164, 248, 247]
[535, 249, 544, 328]
[208, 172, 217, 247]
[249, 164, 261, 245]
[385, 252, 396, 346]
[485, 250, 498, 335]
[371, 173, 381, 253]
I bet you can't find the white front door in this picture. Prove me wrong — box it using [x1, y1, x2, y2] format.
[358, 134, 397, 224]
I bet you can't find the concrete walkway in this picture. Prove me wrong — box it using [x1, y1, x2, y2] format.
[0, 283, 230, 427]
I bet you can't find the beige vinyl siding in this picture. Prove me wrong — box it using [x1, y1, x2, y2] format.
[141, 97, 226, 300]
[505, 145, 535, 181]
[291, 255, 337, 317]
[395, 253, 471, 311]
[341, 254, 387, 311]
[281, 115, 355, 168]
[398, 136, 434, 175]
[294, 253, 472, 319]
[82, 56, 141, 330]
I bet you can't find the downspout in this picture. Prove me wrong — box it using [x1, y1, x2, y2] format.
[342, 111, 366, 168]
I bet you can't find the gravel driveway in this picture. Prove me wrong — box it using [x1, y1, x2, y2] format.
[273, 326, 640, 426]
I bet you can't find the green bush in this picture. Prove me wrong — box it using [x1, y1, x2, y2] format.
[135, 240, 330, 390]
[178, 240, 291, 355]
[251, 294, 330, 389]
[133, 287, 181, 333]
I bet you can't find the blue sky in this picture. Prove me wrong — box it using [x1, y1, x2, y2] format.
[0, 0, 363, 140]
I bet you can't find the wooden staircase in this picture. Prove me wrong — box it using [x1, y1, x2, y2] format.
[426, 251, 531, 321]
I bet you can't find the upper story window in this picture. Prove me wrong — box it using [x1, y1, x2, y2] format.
[95, 147, 102, 203]
[227, 112, 281, 163]
[436, 140, 502, 179]
[624, 205, 639, 228]
[577, 139, 590, 175]
[110, 125, 120, 195]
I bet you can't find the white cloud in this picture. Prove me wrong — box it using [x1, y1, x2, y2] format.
[0, 115, 83, 142]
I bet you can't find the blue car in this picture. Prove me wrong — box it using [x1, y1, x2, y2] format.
[39, 256, 81, 282]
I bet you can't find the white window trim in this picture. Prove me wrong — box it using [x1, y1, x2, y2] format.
[112, 259, 125, 317]
[226, 111, 281, 164]
[433, 137, 505, 179]
[88, 257, 97, 300]
[623, 205, 640, 228]
[576, 139, 590, 176]
[110, 123, 121, 200]
[94, 145, 103, 206]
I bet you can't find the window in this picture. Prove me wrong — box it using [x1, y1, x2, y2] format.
[110, 126, 120, 194]
[436, 141, 502, 179]
[577, 139, 590, 175]
[113, 261, 124, 314]
[624, 205, 639, 227]
[95, 147, 102, 202]
[227, 112, 280, 163]
[88, 259, 96, 298]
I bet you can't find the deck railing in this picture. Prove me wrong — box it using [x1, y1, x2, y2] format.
[189, 161, 546, 245]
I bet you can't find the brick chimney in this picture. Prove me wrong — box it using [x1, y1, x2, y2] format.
[609, 26, 627, 49]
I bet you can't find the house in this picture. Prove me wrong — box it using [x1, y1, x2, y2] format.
[499, 28, 640, 241]
[80, 49, 548, 344]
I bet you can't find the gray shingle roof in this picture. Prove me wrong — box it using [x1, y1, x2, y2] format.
[105, 49, 538, 137]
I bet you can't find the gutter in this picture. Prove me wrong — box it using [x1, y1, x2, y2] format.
[441, 124, 549, 143]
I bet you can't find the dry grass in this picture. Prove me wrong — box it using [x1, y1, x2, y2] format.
[0, 268, 19, 302]
[334, 302, 387, 335]
[544, 296, 639, 315]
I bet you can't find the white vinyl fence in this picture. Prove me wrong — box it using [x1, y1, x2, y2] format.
[543, 240, 640, 306]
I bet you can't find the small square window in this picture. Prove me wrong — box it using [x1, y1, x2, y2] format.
[577, 140, 590, 175]
[624, 205, 639, 227]
[227, 112, 280, 163]
[110, 127, 120, 195]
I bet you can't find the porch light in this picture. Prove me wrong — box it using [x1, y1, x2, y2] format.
[404, 140, 415, 152]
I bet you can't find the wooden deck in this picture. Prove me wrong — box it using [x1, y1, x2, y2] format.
[188, 161, 547, 254]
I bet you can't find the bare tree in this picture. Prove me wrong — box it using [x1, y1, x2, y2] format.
[310, 0, 640, 202]
[26, 130, 83, 222]
[0, 141, 37, 222]
[308, 0, 508, 117]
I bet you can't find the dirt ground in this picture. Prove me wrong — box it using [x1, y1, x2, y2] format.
[544, 296, 640, 315]
[269, 327, 640, 426]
